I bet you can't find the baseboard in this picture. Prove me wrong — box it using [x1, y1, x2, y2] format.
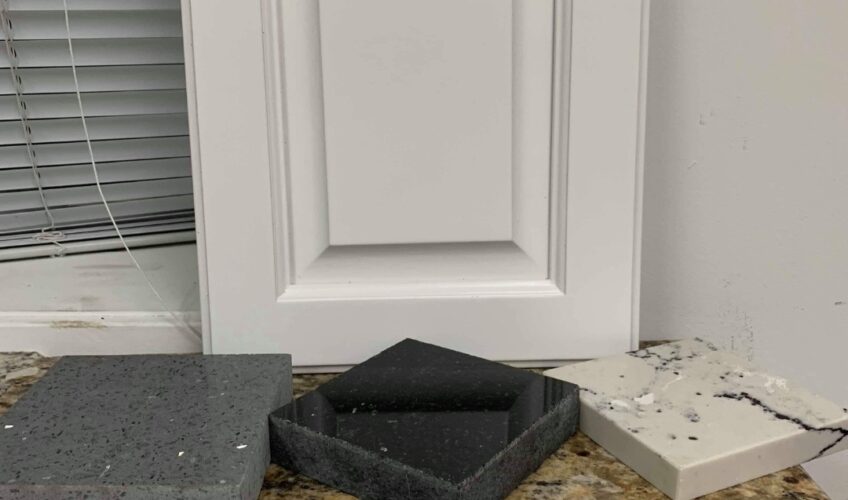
[0, 312, 202, 356]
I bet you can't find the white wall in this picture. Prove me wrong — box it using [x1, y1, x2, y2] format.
[641, 1, 848, 495]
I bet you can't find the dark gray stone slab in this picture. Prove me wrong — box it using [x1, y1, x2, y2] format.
[270, 339, 578, 500]
[0, 354, 291, 500]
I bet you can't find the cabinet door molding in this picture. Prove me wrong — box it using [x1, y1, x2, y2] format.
[182, 0, 650, 367]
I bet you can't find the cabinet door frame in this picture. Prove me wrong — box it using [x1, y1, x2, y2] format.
[181, 0, 650, 364]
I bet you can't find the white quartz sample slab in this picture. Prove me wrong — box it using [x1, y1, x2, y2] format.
[544, 339, 848, 499]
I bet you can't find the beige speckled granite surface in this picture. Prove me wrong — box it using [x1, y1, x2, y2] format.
[0, 353, 829, 499]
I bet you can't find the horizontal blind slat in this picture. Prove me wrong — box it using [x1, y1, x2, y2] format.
[0, 210, 194, 238]
[0, 157, 192, 191]
[0, 136, 190, 168]
[2, 11, 183, 40]
[0, 39, 184, 67]
[0, 216, 194, 243]
[0, 194, 195, 232]
[45, 210, 195, 235]
[0, 65, 186, 94]
[0, 224, 195, 251]
[0, 113, 189, 144]
[0, 90, 188, 119]
[7, 0, 180, 11]
[0, 177, 193, 212]
[0, 2, 195, 247]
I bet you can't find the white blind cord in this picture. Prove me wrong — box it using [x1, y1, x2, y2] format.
[61, 0, 201, 340]
[1, 0, 67, 256]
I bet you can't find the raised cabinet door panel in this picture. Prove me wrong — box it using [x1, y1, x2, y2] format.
[321, 0, 514, 245]
[186, 0, 649, 367]
[278, 0, 552, 277]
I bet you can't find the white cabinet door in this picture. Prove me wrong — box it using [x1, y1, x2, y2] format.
[183, 0, 649, 367]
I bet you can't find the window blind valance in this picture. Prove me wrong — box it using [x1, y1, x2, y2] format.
[0, 0, 193, 259]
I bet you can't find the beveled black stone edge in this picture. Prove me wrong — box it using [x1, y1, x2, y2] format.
[268, 382, 579, 500]
[456, 382, 579, 499]
[270, 414, 459, 500]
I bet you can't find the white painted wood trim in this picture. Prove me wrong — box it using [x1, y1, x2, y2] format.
[279, 280, 563, 303]
[261, 0, 296, 295]
[631, 0, 650, 350]
[180, 0, 212, 353]
[0, 243, 203, 356]
[562, 0, 649, 352]
[548, 0, 571, 292]
[0, 312, 201, 356]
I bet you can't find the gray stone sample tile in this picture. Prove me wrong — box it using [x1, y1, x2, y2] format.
[270, 339, 578, 500]
[0, 354, 292, 500]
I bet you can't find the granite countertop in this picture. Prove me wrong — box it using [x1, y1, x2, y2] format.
[0, 353, 828, 499]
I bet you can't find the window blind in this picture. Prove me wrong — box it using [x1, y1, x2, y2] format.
[0, 0, 194, 259]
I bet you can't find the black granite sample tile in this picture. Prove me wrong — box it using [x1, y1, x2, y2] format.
[0, 354, 291, 500]
[270, 339, 578, 500]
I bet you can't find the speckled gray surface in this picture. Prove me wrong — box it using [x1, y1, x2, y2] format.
[0, 353, 830, 499]
[0, 354, 291, 500]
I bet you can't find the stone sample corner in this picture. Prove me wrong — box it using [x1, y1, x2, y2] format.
[545, 339, 848, 499]
[271, 339, 578, 500]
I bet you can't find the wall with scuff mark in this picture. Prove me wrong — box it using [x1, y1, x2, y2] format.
[640, 1, 848, 494]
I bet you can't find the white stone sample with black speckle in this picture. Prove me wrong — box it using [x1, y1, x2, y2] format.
[545, 339, 848, 500]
